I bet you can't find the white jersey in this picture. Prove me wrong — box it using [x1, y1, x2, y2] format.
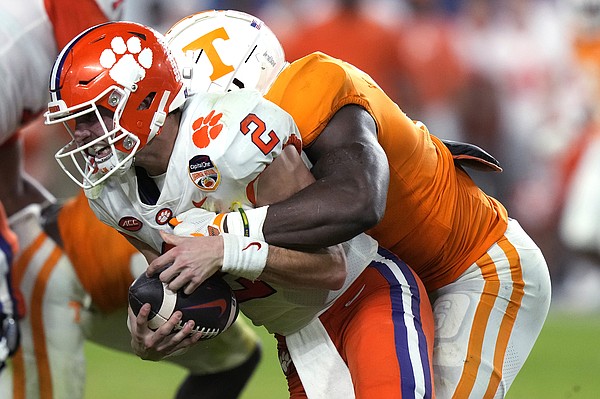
[87, 89, 377, 335]
[0, 0, 57, 143]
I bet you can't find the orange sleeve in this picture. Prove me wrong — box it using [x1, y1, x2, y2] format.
[44, 0, 109, 49]
[265, 52, 509, 290]
[266, 52, 378, 146]
[57, 191, 139, 313]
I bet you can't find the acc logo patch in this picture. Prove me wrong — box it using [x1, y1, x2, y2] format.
[118, 216, 143, 232]
[155, 208, 173, 225]
[189, 155, 220, 191]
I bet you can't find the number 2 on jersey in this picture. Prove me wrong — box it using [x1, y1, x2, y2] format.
[240, 114, 280, 155]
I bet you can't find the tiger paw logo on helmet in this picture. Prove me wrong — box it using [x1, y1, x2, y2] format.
[99, 36, 153, 87]
[192, 110, 224, 149]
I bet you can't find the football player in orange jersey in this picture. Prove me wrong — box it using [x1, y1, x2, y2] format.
[158, 10, 552, 399]
[0, 2, 262, 398]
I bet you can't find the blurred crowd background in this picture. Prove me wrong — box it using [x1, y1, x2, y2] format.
[23, 0, 600, 313]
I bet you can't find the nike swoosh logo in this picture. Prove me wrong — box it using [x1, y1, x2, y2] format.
[345, 284, 366, 307]
[242, 242, 262, 251]
[192, 198, 208, 208]
[182, 299, 227, 316]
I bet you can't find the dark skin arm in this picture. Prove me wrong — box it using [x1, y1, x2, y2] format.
[151, 145, 348, 293]
[262, 104, 389, 250]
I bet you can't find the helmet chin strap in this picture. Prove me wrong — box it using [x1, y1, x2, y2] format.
[148, 91, 171, 142]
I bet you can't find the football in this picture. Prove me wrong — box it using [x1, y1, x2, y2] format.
[128, 271, 238, 340]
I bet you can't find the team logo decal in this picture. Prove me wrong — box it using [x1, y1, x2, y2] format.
[189, 155, 220, 191]
[192, 110, 224, 149]
[99, 34, 153, 88]
[155, 208, 173, 225]
[118, 216, 143, 232]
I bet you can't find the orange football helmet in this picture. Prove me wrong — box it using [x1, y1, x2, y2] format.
[45, 21, 187, 188]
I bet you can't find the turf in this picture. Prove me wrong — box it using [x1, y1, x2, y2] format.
[505, 310, 600, 399]
[84, 316, 287, 399]
[84, 311, 599, 398]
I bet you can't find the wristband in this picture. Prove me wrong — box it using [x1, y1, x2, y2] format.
[224, 205, 268, 240]
[221, 234, 268, 281]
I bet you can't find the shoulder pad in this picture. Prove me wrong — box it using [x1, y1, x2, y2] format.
[441, 139, 502, 172]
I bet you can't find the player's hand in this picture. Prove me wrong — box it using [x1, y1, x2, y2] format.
[148, 230, 224, 295]
[169, 208, 223, 237]
[127, 303, 202, 361]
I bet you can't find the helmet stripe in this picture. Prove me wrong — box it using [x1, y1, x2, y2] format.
[49, 22, 113, 100]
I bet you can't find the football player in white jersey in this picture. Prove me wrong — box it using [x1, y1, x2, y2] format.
[0, 2, 262, 398]
[45, 21, 436, 398]
[0, 0, 121, 385]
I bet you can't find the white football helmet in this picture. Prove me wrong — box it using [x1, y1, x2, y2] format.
[165, 10, 288, 95]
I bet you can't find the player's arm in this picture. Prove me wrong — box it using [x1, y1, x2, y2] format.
[177, 104, 388, 251]
[263, 104, 389, 250]
[150, 145, 347, 294]
[158, 231, 346, 293]
[122, 233, 159, 264]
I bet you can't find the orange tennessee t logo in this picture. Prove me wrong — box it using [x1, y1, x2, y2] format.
[183, 28, 234, 81]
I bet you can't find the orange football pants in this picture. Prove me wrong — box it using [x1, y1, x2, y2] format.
[278, 247, 435, 399]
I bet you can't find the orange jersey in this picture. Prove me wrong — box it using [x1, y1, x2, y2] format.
[45, 0, 111, 49]
[57, 191, 138, 313]
[265, 52, 509, 291]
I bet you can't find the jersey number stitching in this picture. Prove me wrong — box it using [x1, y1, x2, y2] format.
[233, 277, 276, 303]
[240, 113, 280, 155]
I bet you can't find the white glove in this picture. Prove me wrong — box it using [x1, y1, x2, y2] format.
[169, 208, 222, 237]
[168, 207, 270, 281]
[170, 205, 269, 240]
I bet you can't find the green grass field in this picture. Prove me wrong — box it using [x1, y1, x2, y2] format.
[84, 310, 600, 398]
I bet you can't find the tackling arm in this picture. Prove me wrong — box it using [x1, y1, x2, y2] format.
[152, 145, 348, 293]
[262, 105, 389, 250]
[247, 144, 348, 290]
